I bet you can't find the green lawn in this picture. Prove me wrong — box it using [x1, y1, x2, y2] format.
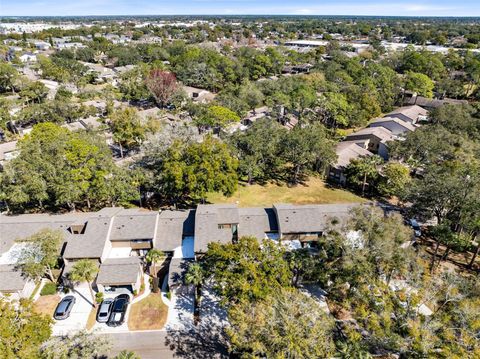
[207, 177, 365, 207]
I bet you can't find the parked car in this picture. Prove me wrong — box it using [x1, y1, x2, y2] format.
[54, 295, 76, 320]
[97, 298, 114, 323]
[409, 219, 422, 237]
[107, 294, 130, 327]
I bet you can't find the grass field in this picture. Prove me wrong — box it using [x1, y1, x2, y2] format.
[207, 177, 365, 207]
[128, 294, 168, 331]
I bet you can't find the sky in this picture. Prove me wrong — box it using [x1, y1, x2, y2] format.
[1, 0, 480, 17]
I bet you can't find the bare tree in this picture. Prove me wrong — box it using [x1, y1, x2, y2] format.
[145, 70, 178, 108]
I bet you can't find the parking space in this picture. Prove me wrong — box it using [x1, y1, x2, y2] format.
[91, 293, 132, 333]
[165, 288, 194, 331]
[52, 283, 94, 336]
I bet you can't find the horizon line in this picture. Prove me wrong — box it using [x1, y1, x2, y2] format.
[2, 14, 480, 18]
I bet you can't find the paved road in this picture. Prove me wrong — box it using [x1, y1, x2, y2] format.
[105, 327, 228, 359]
[106, 331, 175, 359]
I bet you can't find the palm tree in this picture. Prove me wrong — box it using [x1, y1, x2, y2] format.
[185, 262, 204, 305]
[69, 259, 99, 308]
[146, 249, 165, 293]
[114, 350, 141, 359]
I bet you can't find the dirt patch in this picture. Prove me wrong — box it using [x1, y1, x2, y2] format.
[128, 293, 168, 331]
[34, 294, 60, 318]
[86, 307, 97, 331]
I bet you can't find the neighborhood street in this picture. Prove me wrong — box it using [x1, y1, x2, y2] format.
[106, 283, 228, 358]
[106, 326, 228, 359]
[107, 331, 176, 359]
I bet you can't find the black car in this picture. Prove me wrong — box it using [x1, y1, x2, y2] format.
[107, 294, 130, 327]
[54, 295, 76, 320]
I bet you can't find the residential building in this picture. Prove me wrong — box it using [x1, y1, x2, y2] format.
[402, 91, 468, 110]
[183, 86, 215, 103]
[345, 126, 395, 160]
[385, 105, 428, 124]
[328, 141, 373, 185]
[34, 41, 51, 51]
[0, 140, 19, 168]
[19, 52, 37, 63]
[368, 117, 417, 136]
[0, 202, 364, 298]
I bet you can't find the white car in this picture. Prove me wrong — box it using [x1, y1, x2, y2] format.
[96, 298, 114, 323]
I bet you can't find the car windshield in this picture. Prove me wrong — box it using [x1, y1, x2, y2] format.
[57, 301, 70, 314]
[100, 302, 111, 312]
[113, 300, 126, 311]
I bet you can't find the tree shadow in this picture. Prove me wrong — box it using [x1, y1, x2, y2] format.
[163, 319, 228, 358]
[164, 282, 229, 358]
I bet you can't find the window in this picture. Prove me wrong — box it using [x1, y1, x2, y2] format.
[218, 223, 232, 229]
[69, 223, 87, 234]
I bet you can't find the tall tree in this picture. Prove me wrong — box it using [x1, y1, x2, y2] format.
[228, 288, 336, 358]
[40, 330, 111, 359]
[193, 105, 240, 132]
[280, 124, 337, 185]
[69, 259, 99, 308]
[1, 123, 137, 212]
[0, 298, 52, 359]
[145, 69, 178, 108]
[239, 82, 264, 113]
[345, 155, 383, 196]
[202, 236, 292, 305]
[0, 63, 18, 93]
[16, 229, 64, 282]
[378, 162, 411, 198]
[110, 108, 146, 158]
[145, 249, 165, 293]
[228, 118, 286, 184]
[185, 262, 205, 305]
[148, 136, 238, 206]
[404, 71, 435, 98]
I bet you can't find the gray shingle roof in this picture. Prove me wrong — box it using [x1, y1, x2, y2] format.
[404, 95, 468, 109]
[96, 257, 141, 286]
[63, 217, 112, 259]
[155, 210, 194, 252]
[369, 117, 417, 132]
[333, 141, 373, 169]
[0, 265, 28, 292]
[238, 207, 278, 239]
[386, 105, 428, 122]
[194, 204, 239, 253]
[0, 212, 91, 255]
[273, 203, 361, 235]
[346, 126, 395, 143]
[110, 209, 158, 241]
[0, 141, 18, 161]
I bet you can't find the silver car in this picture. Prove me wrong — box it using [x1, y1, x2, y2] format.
[97, 298, 114, 323]
[54, 295, 76, 320]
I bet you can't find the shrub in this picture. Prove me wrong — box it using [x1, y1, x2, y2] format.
[132, 289, 138, 296]
[40, 282, 57, 296]
[95, 291, 104, 304]
[166, 291, 171, 300]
